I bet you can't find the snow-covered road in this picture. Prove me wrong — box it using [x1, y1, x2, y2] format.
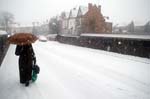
[0, 41, 150, 99]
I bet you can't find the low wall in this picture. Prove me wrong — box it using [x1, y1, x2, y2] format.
[56, 34, 150, 58]
[0, 34, 9, 66]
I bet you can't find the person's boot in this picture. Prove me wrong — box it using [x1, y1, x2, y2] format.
[20, 79, 25, 84]
[25, 81, 29, 87]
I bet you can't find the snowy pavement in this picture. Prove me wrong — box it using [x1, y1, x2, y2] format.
[0, 41, 150, 99]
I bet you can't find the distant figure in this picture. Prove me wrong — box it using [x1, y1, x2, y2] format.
[15, 44, 36, 86]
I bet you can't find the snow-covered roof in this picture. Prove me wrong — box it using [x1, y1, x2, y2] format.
[81, 33, 150, 40]
[70, 8, 78, 18]
[0, 30, 7, 35]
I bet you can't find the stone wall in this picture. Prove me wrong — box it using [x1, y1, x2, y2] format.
[0, 35, 9, 66]
[56, 35, 150, 58]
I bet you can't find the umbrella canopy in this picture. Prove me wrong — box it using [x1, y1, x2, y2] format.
[7, 33, 38, 45]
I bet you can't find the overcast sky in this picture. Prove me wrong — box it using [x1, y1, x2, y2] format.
[0, 0, 149, 26]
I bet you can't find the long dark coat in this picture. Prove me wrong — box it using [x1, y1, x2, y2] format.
[15, 44, 35, 83]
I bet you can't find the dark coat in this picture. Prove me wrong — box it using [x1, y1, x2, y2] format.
[15, 44, 36, 83]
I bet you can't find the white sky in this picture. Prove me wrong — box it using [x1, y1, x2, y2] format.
[0, 0, 149, 26]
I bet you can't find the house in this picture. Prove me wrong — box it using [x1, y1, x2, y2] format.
[82, 3, 108, 33]
[60, 8, 78, 36]
[60, 12, 69, 35]
[60, 3, 112, 36]
[60, 6, 88, 36]
[113, 21, 150, 34]
[68, 8, 78, 35]
[75, 6, 88, 35]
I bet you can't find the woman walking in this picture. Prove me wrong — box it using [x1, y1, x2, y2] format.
[15, 44, 36, 86]
[7, 33, 38, 86]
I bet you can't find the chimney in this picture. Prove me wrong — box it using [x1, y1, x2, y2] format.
[98, 5, 101, 12]
[88, 3, 92, 10]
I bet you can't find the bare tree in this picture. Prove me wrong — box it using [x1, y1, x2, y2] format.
[0, 11, 14, 33]
[49, 17, 61, 34]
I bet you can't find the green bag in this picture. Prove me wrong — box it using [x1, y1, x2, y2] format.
[32, 70, 38, 82]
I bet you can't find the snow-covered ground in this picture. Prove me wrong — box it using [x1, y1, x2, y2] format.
[0, 41, 150, 99]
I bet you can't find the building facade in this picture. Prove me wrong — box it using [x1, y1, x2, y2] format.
[60, 3, 112, 36]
